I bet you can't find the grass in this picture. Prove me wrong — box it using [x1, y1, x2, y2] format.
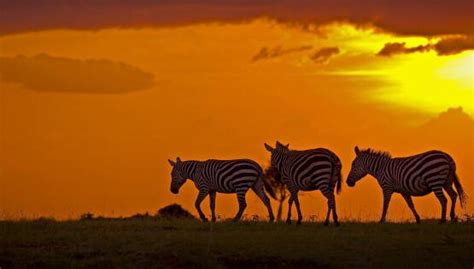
[1, 218, 473, 268]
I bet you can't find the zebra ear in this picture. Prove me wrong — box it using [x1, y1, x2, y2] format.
[285, 143, 290, 149]
[168, 159, 176, 166]
[264, 143, 274, 152]
[176, 157, 182, 163]
[354, 146, 360, 155]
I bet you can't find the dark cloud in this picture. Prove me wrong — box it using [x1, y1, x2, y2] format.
[310, 47, 340, 64]
[251, 45, 313, 62]
[0, 54, 154, 93]
[378, 36, 474, 56]
[377, 42, 431, 57]
[0, 0, 473, 36]
[434, 36, 474, 56]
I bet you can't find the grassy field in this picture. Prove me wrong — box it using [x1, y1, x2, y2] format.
[1, 218, 473, 268]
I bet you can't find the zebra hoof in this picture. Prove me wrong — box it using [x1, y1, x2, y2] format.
[334, 222, 340, 227]
[286, 219, 292, 225]
[211, 218, 217, 223]
[296, 220, 302, 225]
[450, 217, 458, 223]
[439, 219, 446, 224]
[201, 218, 209, 222]
[269, 217, 275, 223]
[323, 221, 329, 226]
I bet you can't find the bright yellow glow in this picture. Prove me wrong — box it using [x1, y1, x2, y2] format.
[373, 51, 474, 115]
[311, 24, 473, 115]
[437, 52, 474, 88]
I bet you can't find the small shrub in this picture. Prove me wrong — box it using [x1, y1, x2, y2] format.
[80, 212, 95, 220]
[157, 204, 195, 219]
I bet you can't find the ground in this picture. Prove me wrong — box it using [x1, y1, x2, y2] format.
[1, 218, 473, 268]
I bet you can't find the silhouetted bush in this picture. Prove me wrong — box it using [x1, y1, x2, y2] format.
[157, 204, 195, 219]
[80, 212, 95, 220]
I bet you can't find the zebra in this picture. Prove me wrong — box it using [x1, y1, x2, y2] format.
[168, 157, 276, 222]
[264, 141, 342, 225]
[346, 146, 468, 223]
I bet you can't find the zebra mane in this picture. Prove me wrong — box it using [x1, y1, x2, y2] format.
[361, 148, 392, 158]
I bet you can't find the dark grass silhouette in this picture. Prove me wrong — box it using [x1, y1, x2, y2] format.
[1, 215, 473, 268]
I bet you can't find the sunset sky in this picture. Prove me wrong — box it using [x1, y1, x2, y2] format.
[1, 0, 473, 221]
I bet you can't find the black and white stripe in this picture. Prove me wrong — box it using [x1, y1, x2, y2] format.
[168, 157, 275, 222]
[264, 142, 342, 225]
[346, 146, 468, 223]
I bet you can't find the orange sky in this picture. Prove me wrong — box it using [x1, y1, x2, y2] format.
[0, 6, 473, 221]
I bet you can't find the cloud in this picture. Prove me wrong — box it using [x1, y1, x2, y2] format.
[1, 0, 473, 36]
[421, 107, 474, 130]
[377, 37, 474, 56]
[415, 107, 474, 147]
[0, 54, 154, 93]
[377, 42, 431, 57]
[434, 36, 474, 56]
[310, 47, 340, 63]
[251, 45, 313, 61]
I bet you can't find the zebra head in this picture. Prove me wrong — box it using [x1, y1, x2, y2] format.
[264, 141, 290, 172]
[168, 157, 187, 194]
[346, 146, 368, 187]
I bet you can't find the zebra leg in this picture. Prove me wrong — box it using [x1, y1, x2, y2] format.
[433, 186, 449, 223]
[252, 185, 275, 222]
[433, 187, 448, 223]
[293, 193, 303, 225]
[195, 190, 209, 222]
[379, 191, 392, 223]
[444, 184, 458, 222]
[209, 191, 217, 222]
[323, 191, 339, 226]
[286, 194, 295, 224]
[322, 189, 332, 226]
[233, 189, 248, 222]
[323, 202, 331, 226]
[402, 194, 420, 224]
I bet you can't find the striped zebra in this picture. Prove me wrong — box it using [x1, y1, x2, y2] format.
[264, 142, 342, 226]
[168, 157, 276, 222]
[346, 146, 468, 223]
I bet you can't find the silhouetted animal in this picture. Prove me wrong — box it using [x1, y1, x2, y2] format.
[264, 142, 342, 225]
[168, 157, 275, 222]
[346, 146, 467, 223]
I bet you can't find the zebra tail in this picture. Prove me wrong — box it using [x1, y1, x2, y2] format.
[262, 176, 277, 200]
[336, 170, 342, 194]
[335, 161, 342, 194]
[453, 173, 468, 208]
